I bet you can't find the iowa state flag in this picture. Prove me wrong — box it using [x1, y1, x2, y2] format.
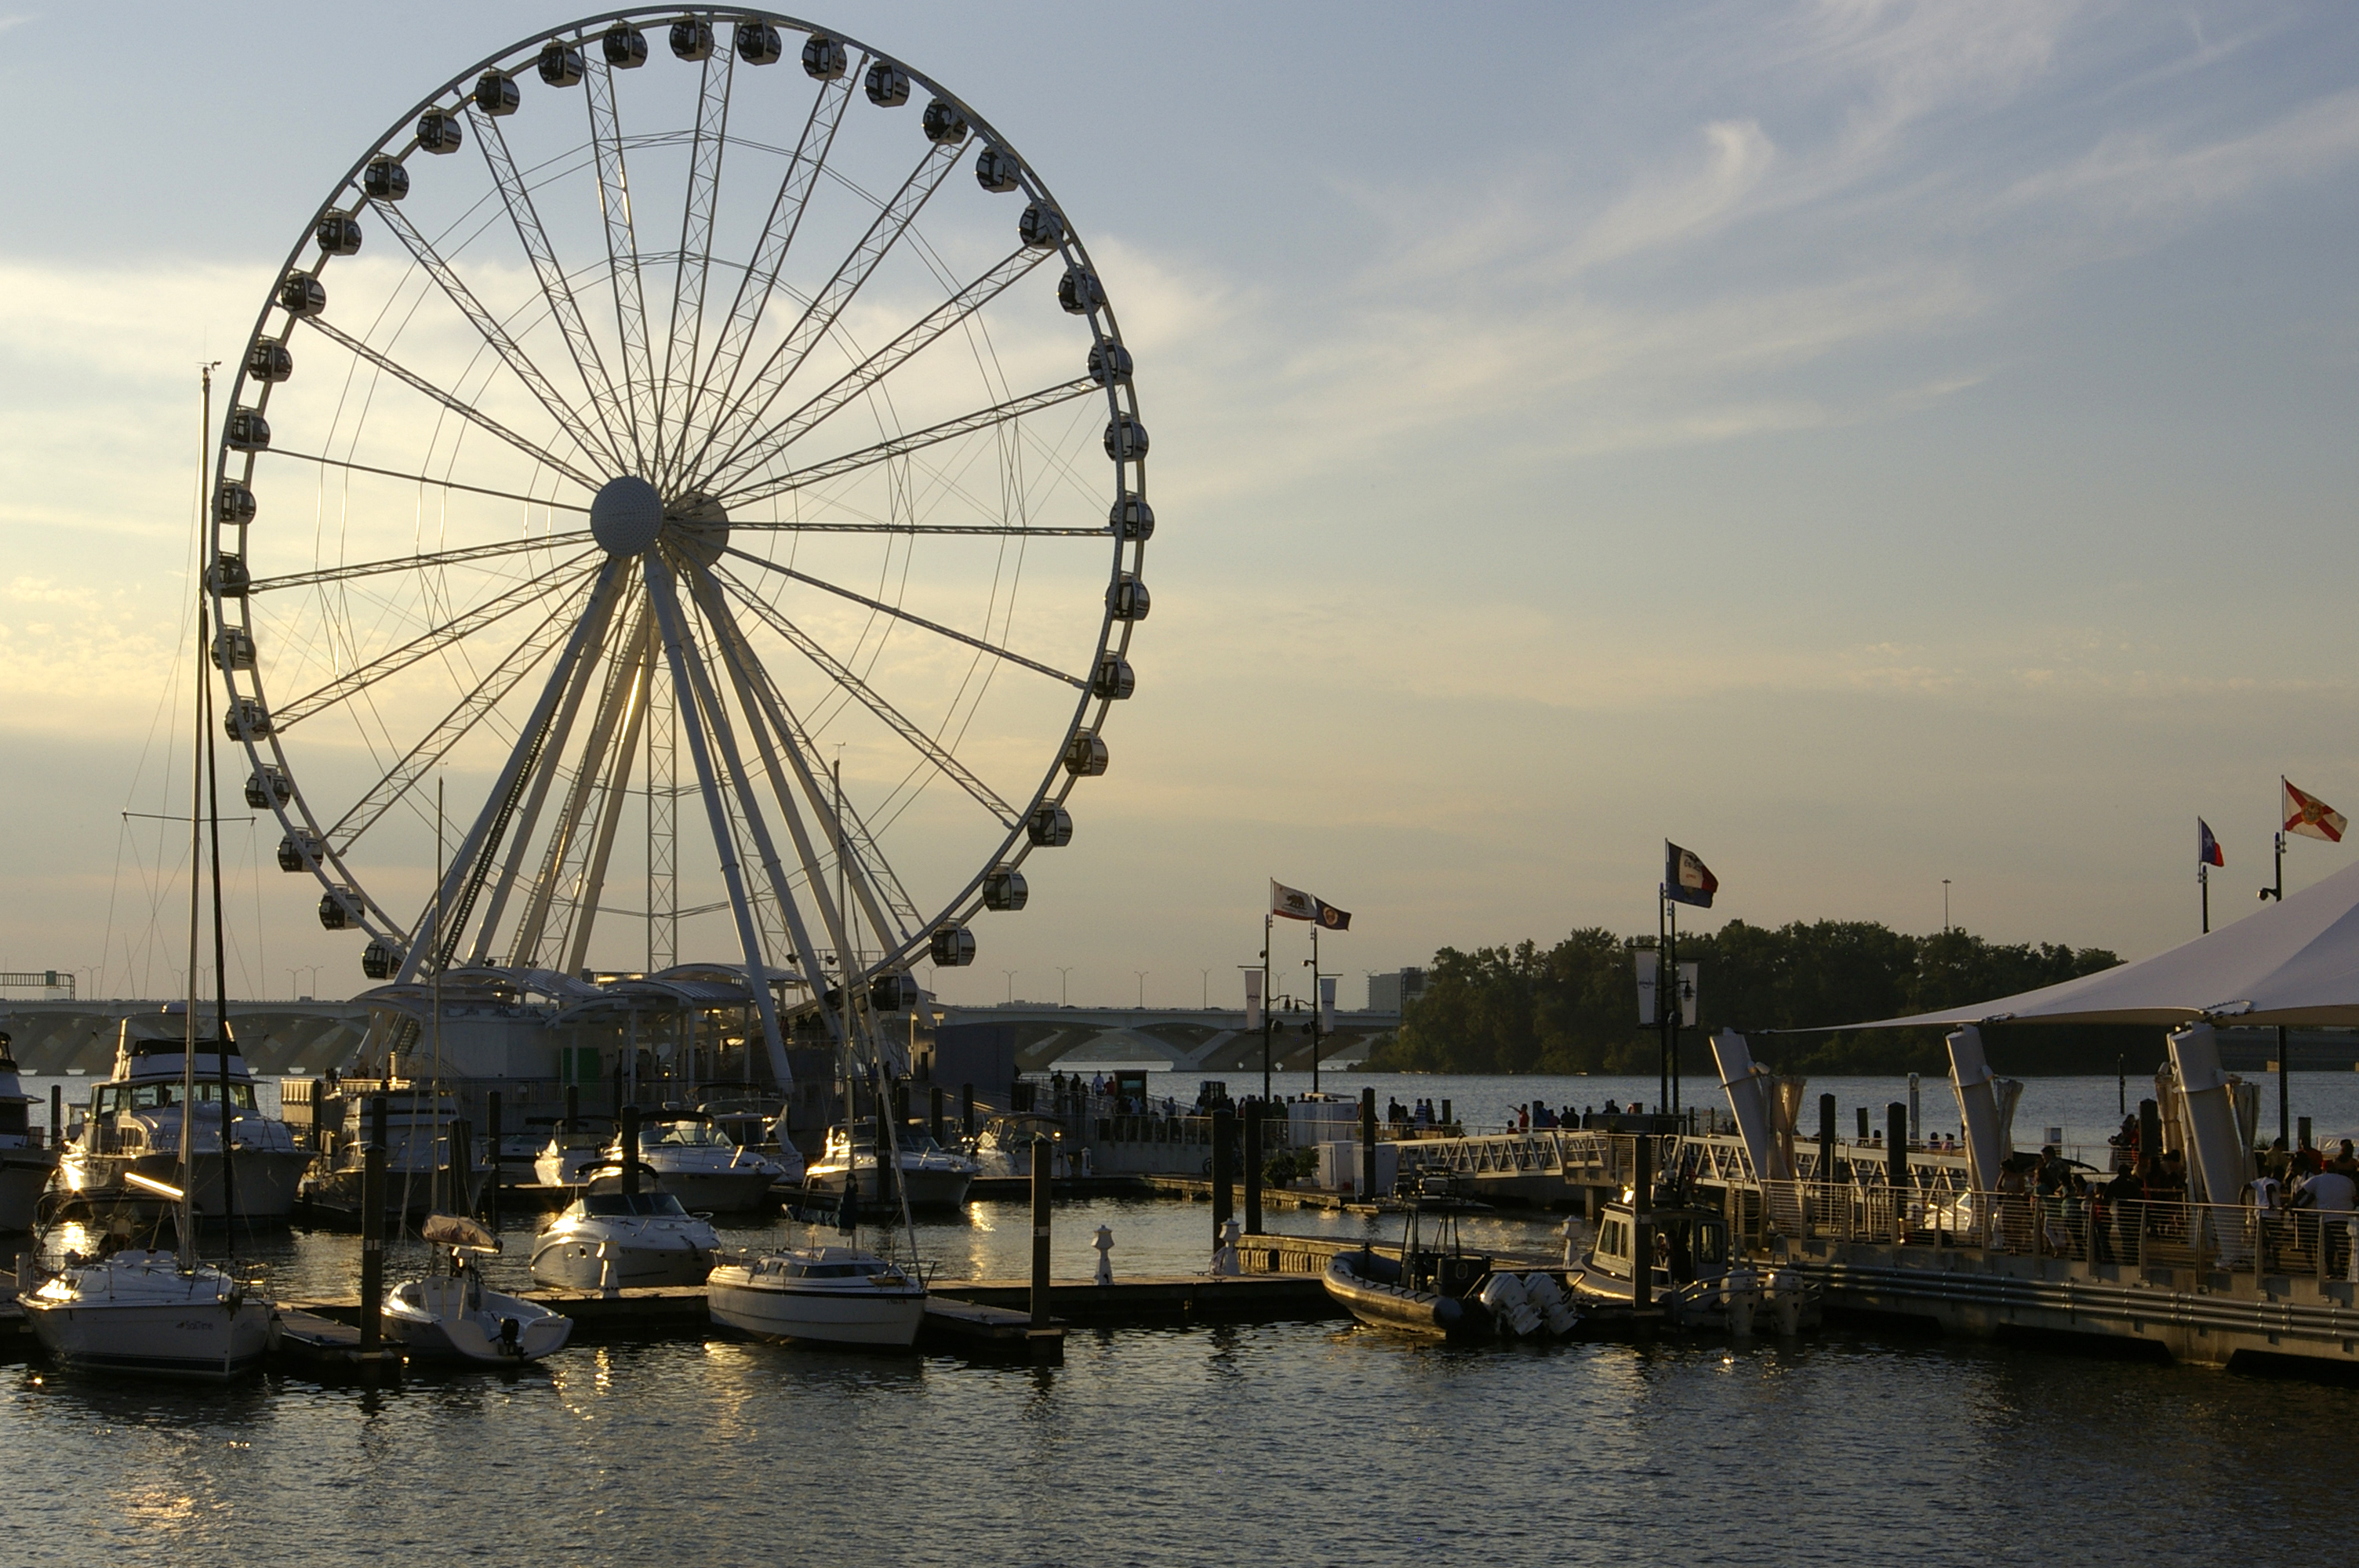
[1664, 841, 1717, 909]
[2197, 818, 2224, 867]
[2284, 779, 2347, 844]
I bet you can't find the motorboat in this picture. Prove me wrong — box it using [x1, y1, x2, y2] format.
[0, 1031, 58, 1232]
[1321, 1177, 1578, 1341]
[384, 1213, 572, 1363]
[19, 1244, 273, 1378]
[533, 1118, 616, 1187]
[300, 1082, 488, 1218]
[609, 1111, 793, 1212]
[968, 1112, 1069, 1178]
[707, 1242, 928, 1348]
[1570, 1200, 1817, 1334]
[56, 1011, 313, 1222]
[700, 1098, 806, 1179]
[529, 1185, 719, 1290]
[804, 1120, 978, 1210]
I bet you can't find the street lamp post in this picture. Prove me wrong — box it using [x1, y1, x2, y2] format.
[1001, 969, 1019, 1005]
[1199, 968, 1211, 1009]
[1134, 971, 1148, 1007]
[1055, 966, 1073, 1007]
[1942, 879, 1951, 932]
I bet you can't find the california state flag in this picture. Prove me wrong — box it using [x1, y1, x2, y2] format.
[2284, 778, 2347, 843]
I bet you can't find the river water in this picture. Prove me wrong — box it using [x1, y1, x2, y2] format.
[8, 1072, 2351, 1564]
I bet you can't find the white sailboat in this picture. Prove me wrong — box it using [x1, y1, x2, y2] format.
[385, 1213, 572, 1363]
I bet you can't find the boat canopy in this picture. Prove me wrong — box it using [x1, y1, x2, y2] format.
[421, 1213, 501, 1252]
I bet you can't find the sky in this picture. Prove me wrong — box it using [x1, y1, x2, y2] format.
[1, 1, 2356, 1012]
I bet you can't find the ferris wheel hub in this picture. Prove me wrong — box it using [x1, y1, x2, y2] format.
[590, 474, 663, 556]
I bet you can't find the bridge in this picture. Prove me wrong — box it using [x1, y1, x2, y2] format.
[932, 1003, 1401, 1074]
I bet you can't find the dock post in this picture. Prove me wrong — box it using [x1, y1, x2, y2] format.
[308, 1079, 327, 1154]
[1856, 1105, 1870, 1142]
[48, 1084, 60, 1149]
[1030, 1137, 1052, 1329]
[1243, 1102, 1264, 1235]
[929, 1083, 946, 1147]
[1817, 1093, 1836, 1232]
[1887, 1104, 1908, 1237]
[1212, 1106, 1235, 1244]
[1359, 1087, 1377, 1200]
[1441, 1098, 1451, 1131]
[961, 1083, 975, 1138]
[359, 1096, 386, 1358]
[1632, 1134, 1654, 1315]
[621, 1104, 642, 1196]
[485, 1092, 502, 1226]
[2139, 1098, 2161, 1164]
[2299, 1114, 2314, 1152]
[565, 1082, 578, 1134]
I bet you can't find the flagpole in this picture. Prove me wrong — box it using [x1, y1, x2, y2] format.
[1656, 886, 1669, 1118]
[2199, 862, 2208, 935]
[1667, 898, 1681, 1120]
[1260, 913, 1273, 1104]
[1310, 921, 1321, 1097]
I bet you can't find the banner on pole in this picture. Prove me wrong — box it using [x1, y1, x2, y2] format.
[1677, 962, 1699, 1028]
[1318, 975, 1336, 1034]
[1636, 948, 1659, 1025]
[1243, 968, 1263, 1033]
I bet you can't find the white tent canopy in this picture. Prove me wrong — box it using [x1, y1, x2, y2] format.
[1852, 855, 2359, 1029]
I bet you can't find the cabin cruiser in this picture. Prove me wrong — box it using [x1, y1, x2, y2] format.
[58, 1012, 312, 1221]
[300, 1082, 487, 1218]
[1323, 1177, 1578, 1341]
[804, 1121, 977, 1210]
[533, 1118, 617, 1188]
[385, 1214, 572, 1363]
[0, 1032, 57, 1232]
[1570, 1200, 1817, 1334]
[20, 1243, 273, 1379]
[609, 1111, 794, 1212]
[707, 1242, 928, 1347]
[968, 1112, 1068, 1178]
[529, 1183, 720, 1290]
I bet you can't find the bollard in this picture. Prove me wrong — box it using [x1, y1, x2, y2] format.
[1632, 1134, 1654, 1314]
[1856, 1105, 1870, 1142]
[929, 1084, 945, 1147]
[358, 1098, 387, 1356]
[961, 1083, 976, 1138]
[1242, 1102, 1264, 1235]
[485, 1092, 502, 1226]
[1210, 1106, 1235, 1247]
[49, 1084, 61, 1150]
[1887, 1105, 1908, 1187]
[620, 1104, 642, 1196]
[1817, 1092, 1836, 1181]
[1093, 1224, 1114, 1287]
[1359, 1087, 1377, 1200]
[1030, 1137, 1052, 1329]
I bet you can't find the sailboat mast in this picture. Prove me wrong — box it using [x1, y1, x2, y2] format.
[201, 362, 238, 1244]
[179, 365, 206, 1270]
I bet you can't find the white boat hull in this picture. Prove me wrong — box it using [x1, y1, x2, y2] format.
[803, 1165, 973, 1210]
[383, 1276, 572, 1363]
[61, 1148, 312, 1221]
[707, 1268, 927, 1347]
[23, 1254, 273, 1379]
[530, 1233, 711, 1290]
[638, 1166, 780, 1214]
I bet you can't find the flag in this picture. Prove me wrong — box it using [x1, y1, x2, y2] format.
[1270, 879, 1351, 930]
[1664, 841, 1717, 909]
[2197, 818, 2224, 868]
[2284, 779, 2347, 844]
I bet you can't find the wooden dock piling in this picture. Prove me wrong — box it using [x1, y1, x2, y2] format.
[1210, 1106, 1234, 1243]
[1243, 1102, 1263, 1234]
[620, 1104, 641, 1195]
[358, 1119, 385, 1357]
[1030, 1136, 1052, 1330]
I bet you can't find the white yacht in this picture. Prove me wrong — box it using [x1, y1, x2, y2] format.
[804, 1120, 978, 1210]
[532, 1119, 616, 1188]
[529, 1185, 719, 1290]
[301, 1083, 488, 1218]
[707, 1243, 928, 1348]
[58, 1012, 312, 1221]
[968, 1112, 1069, 1179]
[20, 1243, 273, 1378]
[609, 1111, 794, 1212]
[384, 1214, 572, 1363]
[0, 1032, 58, 1232]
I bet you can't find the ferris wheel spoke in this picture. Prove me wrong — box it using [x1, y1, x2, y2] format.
[717, 554, 1087, 691]
[370, 195, 626, 474]
[727, 521, 1103, 537]
[705, 566, 1017, 826]
[671, 62, 862, 487]
[643, 553, 801, 1070]
[325, 564, 611, 861]
[716, 379, 1100, 511]
[262, 448, 592, 514]
[692, 569, 912, 964]
[688, 136, 969, 488]
[652, 43, 733, 474]
[706, 245, 1052, 491]
[583, 54, 661, 468]
[470, 105, 635, 467]
[246, 532, 595, 594]
[301, 317, 604, 490]
[270, 554, 602, 730]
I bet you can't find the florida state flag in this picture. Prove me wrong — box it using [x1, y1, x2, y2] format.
[1664, 841, 1717, 909]
[2284, 779, 2347, 844]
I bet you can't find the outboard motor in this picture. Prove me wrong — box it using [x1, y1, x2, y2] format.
[1521, 1272, 1579, 1336]
[499, 1316, 522, 1357]
[1723, 1263, 1760, 1338]
[1767, 1268, 1805, 1336]
[1478, 1272, 1541, 1338]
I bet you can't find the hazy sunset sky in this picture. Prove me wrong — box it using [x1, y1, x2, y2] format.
[1, 2, 2354, 1010]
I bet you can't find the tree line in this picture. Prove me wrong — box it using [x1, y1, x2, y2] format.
[1361, 920, 2157, 1077]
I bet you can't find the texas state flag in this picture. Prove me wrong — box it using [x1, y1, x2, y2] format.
[2197, 818, 2224, 868]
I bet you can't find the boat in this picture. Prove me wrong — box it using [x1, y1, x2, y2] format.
[706, 1242, 929, 1347]
[803, 1120, 978, 1210]
[609, 1109, 794, 1212]
[56, 1011, 313, 1221]
[532, 1118, 616, 1188]
[300, 1082, 489, 1218]
[968, 1112, 1069, 1178]
[384, 1213, 572, 1363]
[0, 1031, 58, 1232]
[1569, 1198, 1818, 1334]
[529, 1181, 720, 1290]
[1322, 1176, 1579, 1341]
[700, 1098, 807, 1181]
[20, 1241, 273, 1378]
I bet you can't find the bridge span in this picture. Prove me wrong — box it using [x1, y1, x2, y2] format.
[932, 1004, 1401, 1074]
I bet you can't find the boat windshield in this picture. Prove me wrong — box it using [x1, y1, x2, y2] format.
[98, 1081, 256, 1114]
[650, 1120, 734, 1149]
[582, 1192, 691, 1218]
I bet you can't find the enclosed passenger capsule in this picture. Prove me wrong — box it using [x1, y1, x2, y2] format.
[921, 97, 967, 143]
[362, 942, 400, 981]
[244, 765, 291, 809]
[315, 212, 362, 256]
[473, 70, 521, 115]
[225, 698, 273, 740]
[865, 62, 911, 107]
[670, 20, 714, 60]
[982, 867, 1028, 912]
[1110, 494, 1153, 540]
[1088, 342, 1134, 387]
[278, 274, 326, 318]
[1026, 804, 1074, 848]
[246, 342, 293, 383]
[277, 830, 320, 873]
[214, 481, 256, 526]
[226, 407, 271, 452]
[735, 22, 783, 64]
[801, 34, 846, 79]
[416, 108, 464, 153]
[974, 145, 1020, 193]
[1058, 267, 1103, 315]
[1090, 655, 1135, 701]
[538, 41, 586, 85]
[869, 971, 917, 1012]
[1063, 734, 1109, 778]
[207, 553, 250, 597]
[1107, 574, 1150, 622]
[1018, 202, 1065, 249]
[604, 24, 649, 67]
[362, 158, 409, 201]
[318, 888, 358, 931]
[211, 626, 256, 672]
[930, 926, 977, 967]
[1104, 416, 1149, 462]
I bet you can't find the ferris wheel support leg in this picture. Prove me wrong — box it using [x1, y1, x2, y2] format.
[642, 554, 793, 1088]
[509, 608, 651, 969]
[394, 557, 629, 985]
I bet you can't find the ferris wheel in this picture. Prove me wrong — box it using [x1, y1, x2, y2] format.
[206, 9, 1149, 1077]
